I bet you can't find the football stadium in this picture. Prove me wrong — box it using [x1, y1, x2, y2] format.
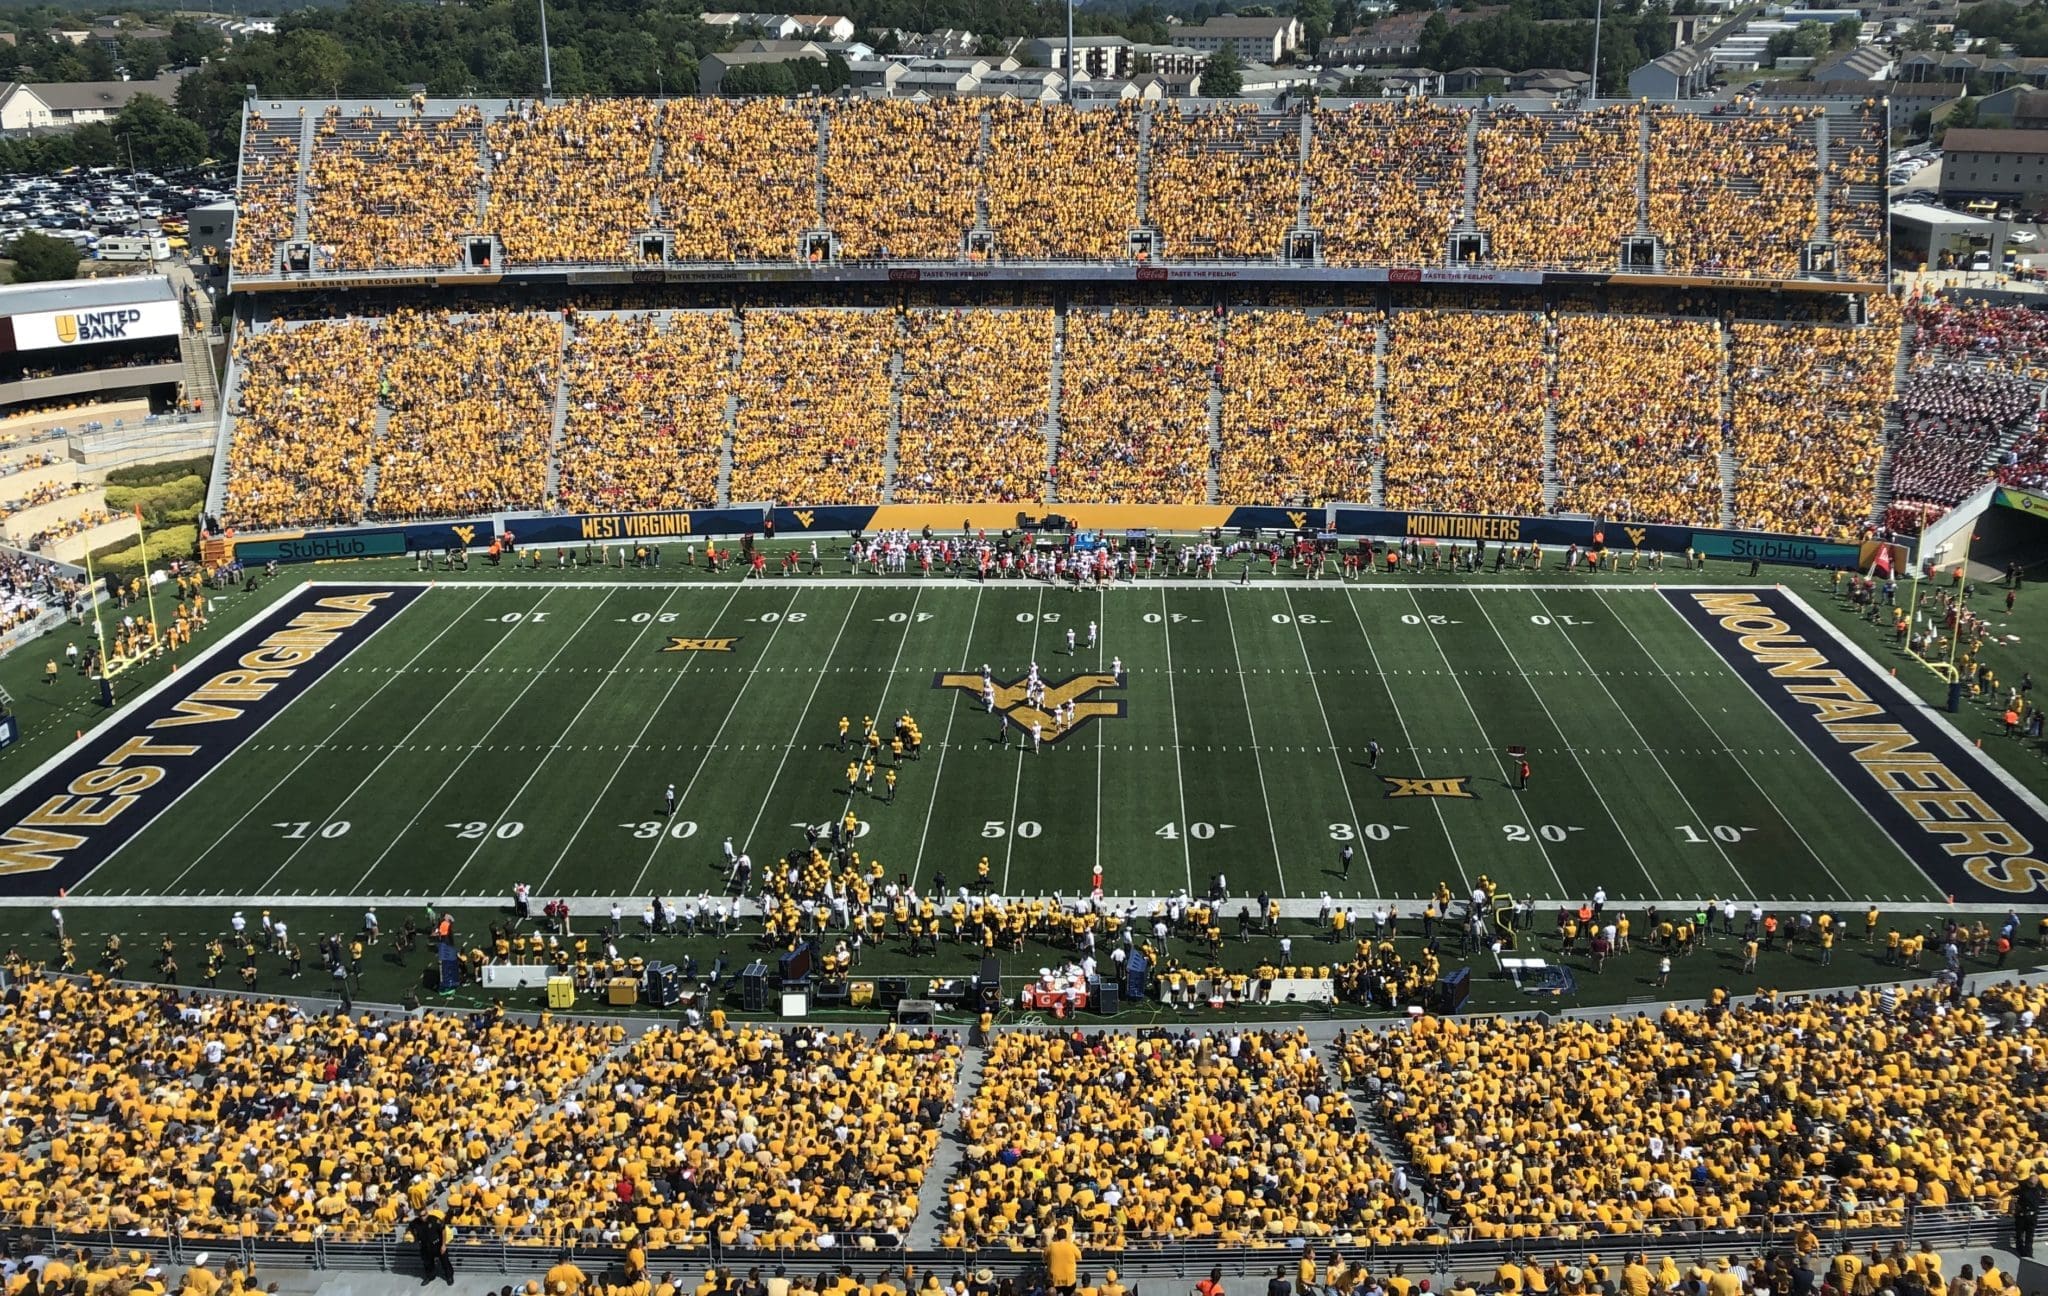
[0, 89, 2045, 1294]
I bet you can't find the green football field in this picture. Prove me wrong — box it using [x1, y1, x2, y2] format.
[18, 573, 1989, 911]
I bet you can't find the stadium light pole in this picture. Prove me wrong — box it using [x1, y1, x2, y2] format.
[1589, 0, 1603, 101]
[1066, 0, 1075, 103]
[539, 0, 554, 102]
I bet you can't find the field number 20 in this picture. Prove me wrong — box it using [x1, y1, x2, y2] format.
[449, 821, 524, 839]
[1504, 824, 1580, 842]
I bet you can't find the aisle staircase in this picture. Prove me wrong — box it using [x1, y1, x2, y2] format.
[1718, 320, 1738, 528]
[1206, 315, 1225, 505]
[1461, 112, 1481, 231]
[905, 1043, 990, 1250]
[718, 314, 742, 507]
[883, 320, 906, 504]
[294, 113, 314, 242]
[1867, 314, 1920, 530]
[362, 403, 390, 513]
[1045, 309, 1067, 504]
[544, 316, 575, 503]
[1541, 320, 1562, 512]
[1296, 110, 1313, 229]
[814, 108, 831, 226]
[1134, 105, 1154, 228]
[1372, 317, 1390, 507]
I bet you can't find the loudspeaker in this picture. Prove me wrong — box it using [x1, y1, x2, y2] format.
[1093, 979, 1120, 1017]
[437, 951, 461, 992]
[1431, 967, 1471, 1015]
[896, 998, 937, 1026]
[878, 976, 909, 1009]
[741, 961, 771, 1012]
[977, 958, 1002, 1012]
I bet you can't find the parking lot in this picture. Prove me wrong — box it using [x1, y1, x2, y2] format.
[0, 166, 229, 262]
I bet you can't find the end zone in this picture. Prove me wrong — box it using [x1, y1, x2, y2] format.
[1666, 586, 2048, 905]
[0, 586, 424, 897]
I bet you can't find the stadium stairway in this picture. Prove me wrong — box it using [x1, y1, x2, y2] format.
[905, 1040, 992, 1250]
[1045, 308, 1066, 504]
[1134, 106, 1154, 228]
[1718, 321, 1737, 529]
[423, 1023, 647, 1220]
[1540, 321, 1561, 513]
[884, 321, 905, 504]
[1813, 114, 1833, 244]
[1635, 110, 1652, 232]
[975, 110, 993, 230]
[1295, 111, 1312, 230]
[178, 329, 221, 420]
[814, 109, 830, 227]
[545, 316, 574, 504]
[1205, 323, 1224, 506]
[362, 402, 389, 512]
[1869, 312, 1921, 530]
[1371, 320, 1389, 507]
[1461, 112, 1481, 228]
[475, 122, 492, 225]
[292, 113, 315, 243]
[718, 314, 741, 506]
[648, 128, 667, 226]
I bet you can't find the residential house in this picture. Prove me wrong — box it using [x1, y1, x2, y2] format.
[1180, 15, 1303, 63]
[0, 70, 189, 130]
[1938, 127, 2048, 201]
[1809, 45, 1893, 81]
[1131, 43, 1210, 77]
[1443, 65, 1512, 93]
[696, 41, 827, 93]
[1629, 44, 1716, 99]
[1024, 35, 1134, 80]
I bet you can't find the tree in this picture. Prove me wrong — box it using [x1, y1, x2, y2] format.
[1200, 44, 1241, 95]
[1831, 16, 1862, 47]
[116, 96, 208, 171]
[8, 232, 81, 284]
[1416, 9, 1451, 65]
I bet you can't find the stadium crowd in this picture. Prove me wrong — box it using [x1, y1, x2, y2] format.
[1307, 102, 1469, 268]
[1054, 307, 1216, 505]
[1477, 106, 1639, 271]
[895, 308, 1054, 504]
[1647, 106, 1821, 280]
[825, 101, 981, 263]
[224, 321, 382, 529]
[1217, 309, 1378, 505]
[1887, 364, 2040, 515]
[375, 309, 562, 519]
[230, 99, 1897, 279]
[1341, 976, 2048, 1239]
[0, 974, 618, 1240]
[488, 100, 657, 265]
[985, 103, 1140, 260]
[306, 104, 484, 272]
[660, 100, 820, 264]
[1143, 104, 1299, 262]
[442, 1026, 960, 1248]
[555, 312, 733, 514]
[1727, 305, 1898, 538]
[951, 1027, 1421, 1247]
[1551, 313, 1721, 525]
[729, 310, 895, 504]
[1381, 309, 1548, 515]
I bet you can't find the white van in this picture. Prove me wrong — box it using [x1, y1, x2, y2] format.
[96, 233, 169, 262]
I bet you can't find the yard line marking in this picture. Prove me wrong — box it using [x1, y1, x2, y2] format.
[1410, 589, 1567, 899]
[157, 589, 474, 896]
[1095, 586, 1107, 882]
[1282, 587, 1377, 897]
[445, 584, 694, 897]
[1340, 589, 1475, 898]
[1527, 589, 1748, 898]
[625, 588, 804, 897]
[1604, 589, 1854, 899]
[908, 585, 984, 892]
[338, 590, 616, 895]
[1158, 586, 1196, 898]
[1464, 592, 1657, 897]
[1219, 590, 1289, 897]
[739, 591, 864, 856]
[999, 588, 1045, 897]
[441, 577, 1751, 593]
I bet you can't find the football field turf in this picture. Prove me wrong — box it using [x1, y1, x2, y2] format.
[7, 572, 2023, 913]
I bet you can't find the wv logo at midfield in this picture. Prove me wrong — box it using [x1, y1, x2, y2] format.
[933, 672, 1126, 743]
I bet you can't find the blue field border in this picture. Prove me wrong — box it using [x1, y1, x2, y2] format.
[1664, 585, 2048, 906]
[0, 584, 425, 897]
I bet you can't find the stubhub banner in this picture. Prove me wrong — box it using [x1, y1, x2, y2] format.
[232, 520, 495, 565]
[13, 300, 182, 350]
